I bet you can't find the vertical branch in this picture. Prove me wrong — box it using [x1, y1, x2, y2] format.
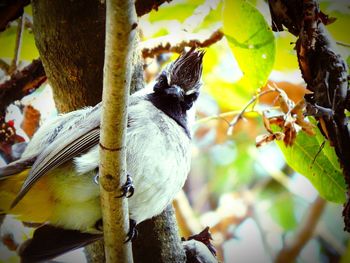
[132, 205, 187, 263]
[99, 0, 137, 262]
[268, 0, 350, 231]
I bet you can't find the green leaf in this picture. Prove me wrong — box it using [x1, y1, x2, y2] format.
[223, 0, 275, 91]
[320, 1, 350, 44]
[203, 43, 257, 110]
[268, 194, 297, 230]
[205, 79, 253, 110]
[0, 26, 17, 59]
[259, 181, 297, 230]
[274, 120, 346, 203]
[0, 25, 38, 61]
[274, 33, 299, 71]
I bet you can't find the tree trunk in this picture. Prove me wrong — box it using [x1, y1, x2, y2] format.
[31, 0, 186, 262]
[133, 205, 186, 263]
[32, 0, 105, 112]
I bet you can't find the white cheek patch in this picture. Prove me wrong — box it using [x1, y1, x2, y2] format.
[185, 89, 196, 95]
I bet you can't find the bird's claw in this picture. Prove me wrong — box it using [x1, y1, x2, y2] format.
[124, 219, 138, 243]
[118, 174, 134, 198]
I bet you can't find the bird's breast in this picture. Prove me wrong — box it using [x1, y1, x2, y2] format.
[126, 101, 192, 223]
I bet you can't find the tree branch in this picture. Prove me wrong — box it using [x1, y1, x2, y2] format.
[98, 0, 137, 262]
[0, 0, 30, 32]
[135, 0, 172, 17]
[268, 0, 350, 232]
[140, 29, 223, 58]
[0, 59, 46, 114]
[132, 205, 186, 263]
[275, 196, 326, 263]
[173, 190, 203, 237]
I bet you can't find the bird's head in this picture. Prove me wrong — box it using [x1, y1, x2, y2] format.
[153, 48, 205, 110]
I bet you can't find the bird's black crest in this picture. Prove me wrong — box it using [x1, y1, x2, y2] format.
[153, 48, 204, 95]
[148, 48, 205, 137]
[168, 48, 205, 93]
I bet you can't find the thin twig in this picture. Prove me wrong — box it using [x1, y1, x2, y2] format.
[336, 41, 350, 48]
[195, 110, 262, 126]
[275, 196, 327, 263]
[227, 90, 276, 135]
[140, 29, 224, 58]
[9, 16, 25, 75]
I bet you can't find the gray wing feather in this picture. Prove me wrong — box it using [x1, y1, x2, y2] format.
[12, 119, 101, 208]
[0, 156, 36, 179]
[10, 96, 140, 207]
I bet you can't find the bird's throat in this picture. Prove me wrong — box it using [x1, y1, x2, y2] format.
[147, 93, 190, 138]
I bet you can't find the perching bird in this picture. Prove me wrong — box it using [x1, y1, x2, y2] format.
[0, 48, 204, 262]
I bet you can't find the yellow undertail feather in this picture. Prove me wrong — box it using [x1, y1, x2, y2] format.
[0, 169, 54, 223]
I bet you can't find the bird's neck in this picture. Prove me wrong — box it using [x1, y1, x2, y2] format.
[147, 93, 190, 138]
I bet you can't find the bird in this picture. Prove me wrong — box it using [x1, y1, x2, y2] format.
[0, 48, 205, 262]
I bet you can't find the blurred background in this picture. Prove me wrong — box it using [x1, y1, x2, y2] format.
[0, 0, 349, 262]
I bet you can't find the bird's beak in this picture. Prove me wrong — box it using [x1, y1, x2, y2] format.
[165, 85, 184, 101]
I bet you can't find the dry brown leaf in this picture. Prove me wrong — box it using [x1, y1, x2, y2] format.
[21, 105, 41, 138]
[256, 85, 315, 147]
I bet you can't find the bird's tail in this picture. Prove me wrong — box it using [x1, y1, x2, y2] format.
[19, 224, 102, 263]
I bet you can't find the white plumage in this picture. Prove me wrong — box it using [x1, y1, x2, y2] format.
[20, 92, 193, 231]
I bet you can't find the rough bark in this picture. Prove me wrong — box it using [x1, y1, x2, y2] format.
[84, 240, 105, 263]
[31, 0, 106, 112]
[268, 0, 350, 232]
[132, 205, 186, 263]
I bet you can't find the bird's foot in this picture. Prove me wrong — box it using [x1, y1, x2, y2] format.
[124, 219, 138, 243]
[94, 172, 134, 198]
[118, 174, 134, 198]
